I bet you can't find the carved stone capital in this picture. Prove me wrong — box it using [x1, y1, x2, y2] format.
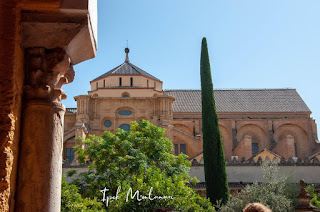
[24, 47, 75, 103]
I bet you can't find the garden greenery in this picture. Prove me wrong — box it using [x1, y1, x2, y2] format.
[217, 162, 299, 212]
[62, 120, 215, 211]
[307, 184, 320, 210]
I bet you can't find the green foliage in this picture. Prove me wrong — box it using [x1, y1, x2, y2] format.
[61, 174, 104, 212]
[218, 163, 299, 212]
[200, 37, 229, 205]
[71, 120, 215, 211]
[307, 184, 320, 209]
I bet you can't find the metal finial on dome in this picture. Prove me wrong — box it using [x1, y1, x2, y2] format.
[125, 47, 130, 63]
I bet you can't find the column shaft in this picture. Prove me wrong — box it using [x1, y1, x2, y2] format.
[16, 101, 64, 212]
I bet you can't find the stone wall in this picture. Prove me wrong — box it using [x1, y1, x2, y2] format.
[0, 2, 24, 211]
[91, 75, 163, 93]
[63, 95, 175, 159]
[173, 117, 319, 160]
[64, 103, 320, 161]
[190, 157, 320, 184]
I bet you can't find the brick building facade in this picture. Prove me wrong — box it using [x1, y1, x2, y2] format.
[64, 49, 320, 165]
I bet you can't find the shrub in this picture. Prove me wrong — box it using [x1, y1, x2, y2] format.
[307, 184, 320, 210]
[218, 162, 299, 212]
[67, 120, 215, 211]
[61, 174, 104, 212]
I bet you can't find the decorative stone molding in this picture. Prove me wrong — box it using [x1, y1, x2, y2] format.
[24, 47, 74, 103]
[190, 156, 320, 166]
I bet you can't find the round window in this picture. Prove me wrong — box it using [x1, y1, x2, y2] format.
[104, 120, 112, 128]
[119, 124, 130, 131]
[118, 110, 133, 116]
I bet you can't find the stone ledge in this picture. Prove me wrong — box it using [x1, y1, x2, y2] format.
[191, 156, 320, 166]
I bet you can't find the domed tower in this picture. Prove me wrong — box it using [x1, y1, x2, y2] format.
[72, 48, 174, 137]
[89, 48, 164, 98]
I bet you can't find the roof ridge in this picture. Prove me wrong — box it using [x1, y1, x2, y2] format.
[165, 88, 296, 91]
[91, 62, 161, 82]
[127, 62, 142, 75]
[166, 89, 310, 113]
[128, 62, 161, 81]
[111, 63, 125, 74]
[165, 89, 200, 91]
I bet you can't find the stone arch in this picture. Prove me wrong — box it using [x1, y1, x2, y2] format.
[121, 92, 130, 98]
[137, 116, 148, 122]
[153, 93, 158, 97]
[237, 124, 269, 151]
[236, 121, 267, 134]
[173, 123, 193, 136]
[274, 124, 309, 157]
[92, 93, 98, 97]
[219, 125, 232, 160]
[64, 136, 75, 144]
[64, 129, 75, 143]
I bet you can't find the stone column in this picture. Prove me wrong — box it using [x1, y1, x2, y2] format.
[15, 48, 74, 212]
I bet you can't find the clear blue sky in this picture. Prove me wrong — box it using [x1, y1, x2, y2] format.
[62, 0, 320, 135]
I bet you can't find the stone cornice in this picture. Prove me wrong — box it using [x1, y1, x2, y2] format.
[173, 112, 311, 119]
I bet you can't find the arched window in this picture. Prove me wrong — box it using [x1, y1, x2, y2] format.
[122, 92, 130, 98]
[119, 124, 130, 131]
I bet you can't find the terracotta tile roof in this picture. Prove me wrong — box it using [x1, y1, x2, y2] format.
[92, 62, 160, 81]
[165, 89, 311, 113]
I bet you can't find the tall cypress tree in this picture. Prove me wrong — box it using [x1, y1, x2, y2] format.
[200, 37, 229, 205]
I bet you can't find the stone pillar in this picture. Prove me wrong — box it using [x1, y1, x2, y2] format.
[268, 120, 276, 149]
[158, 96, 174, 140]
[15, 48, 74, 212]
[231, 120, 238, 148]
[233, 135, 252, 160]
[0, 2, 24, 211]
[273, 134, 295, 160]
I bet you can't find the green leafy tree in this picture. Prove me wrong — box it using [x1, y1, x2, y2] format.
[218, 163, 299, 212]
[307, 184, 320, 210]
[61, 174, 104, 212]
[70, 120, 215, 211]
[200, 37, 229, 205]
